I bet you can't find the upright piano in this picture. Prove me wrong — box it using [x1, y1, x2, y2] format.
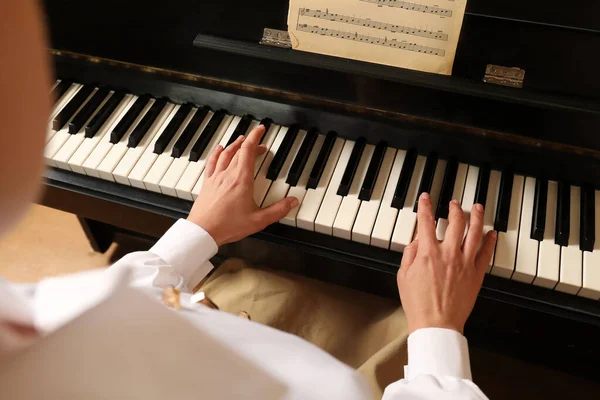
[41, 0, 600, 378]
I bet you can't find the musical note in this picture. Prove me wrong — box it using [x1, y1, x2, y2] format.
[299, 8, 448, 41]
[297, 23, 446, 56]
[359, 0, 453, 17]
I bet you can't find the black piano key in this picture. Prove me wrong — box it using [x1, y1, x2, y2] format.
[494, 171, 515, 233]
[337, 137, 366, 196]
[128, 98, 167, 148]
[474, 164, 491, 206]
[259, 118, 273, 143]
[68, 88, 110, 134]
[225, 115, 254, 148]
[413, 152, 439, 212]
[85, 91, 126, 138]
[286, 128, 319, 187]
[391, 148, 418, 210]
[52, 85, 95, 131]
[306, 131, 337, 189]
[530, 179, 548, 240]
[266, 125, 300, 181]
[581, 185, 595, 252]
[359, 140, 387, 201]
[111, 95, 151, 144]
[153, 103, 193, 154]
[51, 80, 72, 105]
[435, 156, 458, 220]
[555, 181, 570, 247]
[186, 108, 221, 161]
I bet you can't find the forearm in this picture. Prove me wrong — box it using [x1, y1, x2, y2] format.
[382, 328, 488, 400]
[109, 219, 218, 292]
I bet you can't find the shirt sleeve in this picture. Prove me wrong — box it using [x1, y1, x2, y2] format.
[382, 328, 489, 400]
[108, 219, 218, 293]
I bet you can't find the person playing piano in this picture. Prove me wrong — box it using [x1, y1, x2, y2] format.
[0, 1, 496, 399]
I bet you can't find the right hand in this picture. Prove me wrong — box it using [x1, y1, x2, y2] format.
[397, 193, 497, 334]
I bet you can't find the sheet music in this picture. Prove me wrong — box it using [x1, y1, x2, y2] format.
[288, 0, 468, 75]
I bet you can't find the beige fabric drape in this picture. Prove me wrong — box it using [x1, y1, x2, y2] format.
[200, 259, 409, 398]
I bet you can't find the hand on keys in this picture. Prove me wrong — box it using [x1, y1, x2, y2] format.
[187, 125, 299, 246]
[397, 193, 497, 334]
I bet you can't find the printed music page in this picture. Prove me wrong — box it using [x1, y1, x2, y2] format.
[287, 0, 468, 75]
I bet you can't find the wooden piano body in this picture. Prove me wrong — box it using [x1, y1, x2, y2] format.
[42, 0, 600, 380]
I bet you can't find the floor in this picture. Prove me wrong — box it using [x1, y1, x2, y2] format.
[1, 204, 599, 399]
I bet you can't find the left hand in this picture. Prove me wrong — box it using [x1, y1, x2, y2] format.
[187, 125, 299, 246]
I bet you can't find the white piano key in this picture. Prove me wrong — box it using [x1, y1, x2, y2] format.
[556, 186, 583, 294]
[579, 190, 600, 299]
[492, 175, 524, 279]
[281, 134, 326, 227]
[513, 177, 539, 284]
[254, 124, 281, 177]
[436, 162, 468, 241]
[47, 83, 82, 143]
[53, 92, 114, 170]
[190, 116, 244, 200]
[262, 129, 308, 209]
[332, 144, 375, 240]
[96, 98, 155, 181]
[461, 165, 479, 221]
[296, 138, 345, 231]
[142, 107, 198, 192]
[352, 148, 396, 245]
[483, 170, 502, 271]
[112, 103, 175, 185]
[534, 181, 561, 289]
[314, 140, 355, 235]
[44, 88, 98, 167]
[371, 149, 406, 249]
[83, 95, 141, 178]
[126, 104, 180, 188]
[157, 111, 222, 196]
[390, 155, 426, 252]
[253, 127, 288, 207]
[68, 95, 136, 175]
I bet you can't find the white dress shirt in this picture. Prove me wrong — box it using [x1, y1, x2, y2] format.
[0, 219, 488, 400]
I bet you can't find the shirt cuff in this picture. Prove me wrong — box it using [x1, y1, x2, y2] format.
[404, 328, 472, 381]
[150, 219, 218, 285]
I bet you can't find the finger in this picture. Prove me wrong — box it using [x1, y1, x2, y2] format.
[242, 124, 266, 149]
[444, 200, 466, 248]
[416, 193, 437, 247]
[231, 143, 268, 170]
[204, 145, 223, 178]
[475, 230, 497, 275]
[463, 203, 485, 262]
[255, 197, 299, 227]
[239, 125, 266, 169]
[215, 135, 244, 173]
[400, 239, 419, 269]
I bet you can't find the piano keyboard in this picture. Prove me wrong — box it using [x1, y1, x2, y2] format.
[47, 81, 600, 300]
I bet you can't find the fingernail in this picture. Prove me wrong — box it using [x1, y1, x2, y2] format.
[451, 199, 460, 205]
[475, 203, 484, 212]
[420, 192, 430, 201]
[238, 135, 245, 142]
[290, 198, 299, 208]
